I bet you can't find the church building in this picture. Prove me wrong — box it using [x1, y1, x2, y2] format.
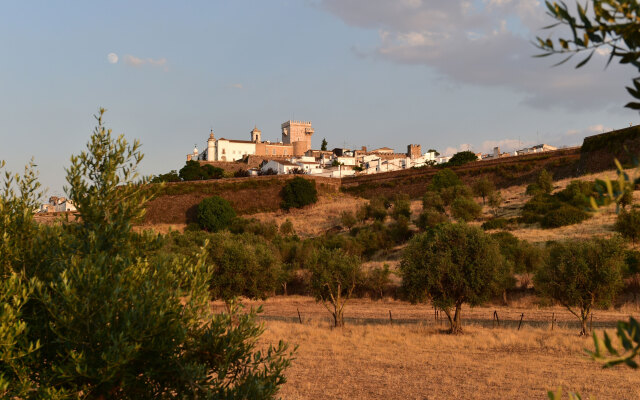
[188, 120, 315, 162]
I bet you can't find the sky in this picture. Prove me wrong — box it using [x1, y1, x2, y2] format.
[1, 0, 638, 194]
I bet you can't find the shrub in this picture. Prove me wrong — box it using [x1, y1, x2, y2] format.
[197, 196, 237, 232]
[400, 223, 504, 333]
[363, 264, 392, 299]
[280, 177, 318, 210]
[422, 191, 445, 213]
[451, 196, 482, 222]
[488, 191, 503, 216]
[151, 170, 181, 183]
[481, 218, 509, 230]
[207, 232, 283, 301]
[179, 160, 224, 181]
[447, 151, 478, 166]
[365, 197, 388, 221]
[540, 205, 590, 228]
[340, 211, 357, 229]
[535, 238, 625, 335]
[440, 184, 473, 206]
[308, 247, 362, 327]
[391, 194, 412, 220]
[389, 215, 413, 244]
[280, 219, 295, 236]
[472, 177, 495, 204]
[526, 169, 553, 195]
[615, 209, 640, 245]
[429, 168, 461, 191]
[229, 217, 279, 240]
[233, 169, 250, 178]
[416, 210, 449, 230]
[259, 168, 278, 176]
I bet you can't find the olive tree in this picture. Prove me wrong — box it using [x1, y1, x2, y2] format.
[400, 223, 504, 334]
[0, 109, 294, 398]
[308, 247, 362, 327]
[472, 177, 495, 205]
[535, 238, 625, 335]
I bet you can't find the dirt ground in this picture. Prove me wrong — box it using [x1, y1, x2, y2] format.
[243, 296, 640, 400]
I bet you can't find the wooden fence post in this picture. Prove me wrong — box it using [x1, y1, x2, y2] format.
[518, 313, 524, 331]
[297, 308, 302, 324]
[551, 312, 555, 331]
[493, 310, 500, 327]
[389, 310, 393, 325]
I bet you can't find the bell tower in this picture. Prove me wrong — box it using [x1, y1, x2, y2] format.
[251, 126, 262, 142]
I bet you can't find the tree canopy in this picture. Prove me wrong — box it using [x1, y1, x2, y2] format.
[400, 223, 504, 333]
[536, 0, 640, 110]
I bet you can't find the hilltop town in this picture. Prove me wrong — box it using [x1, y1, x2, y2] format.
[186, 119, 560, 178]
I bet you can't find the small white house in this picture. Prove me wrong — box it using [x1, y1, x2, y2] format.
[54, 200, 76, 212]
[261, 160, 300, 175]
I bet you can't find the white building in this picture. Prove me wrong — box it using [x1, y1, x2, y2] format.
[260, 160, 300, 175]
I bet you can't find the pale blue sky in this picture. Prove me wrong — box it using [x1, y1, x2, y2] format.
[1, 0, 638, 194]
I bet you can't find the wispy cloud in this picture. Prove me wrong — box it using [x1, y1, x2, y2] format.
[123, 55, 168, 71]
[229, 83, 243, 89]
[320, 0, 635, 111]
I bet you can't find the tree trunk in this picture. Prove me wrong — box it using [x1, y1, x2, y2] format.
[443, 304, 463, 334]
[450, 304, 463, 334]
[502, 289, 508, 306]
[333, 303, 344, 327]
[580, 316, 588, 336]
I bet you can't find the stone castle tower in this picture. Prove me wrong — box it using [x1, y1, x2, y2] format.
[407, 144, 421, 159]
[281, 120, 314, 154]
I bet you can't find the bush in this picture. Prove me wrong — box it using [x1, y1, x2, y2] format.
[207, 232, 283, 301]
[416, 210, 449, 230]
[229, 217, 279, 240]
[389, 215, 413, 244]
[391, 194, 412, 220]
[451, 196, 482, 222]
[615, 209, 640, 245]
[422, 191, 445, 213]
[280, 219, 295, 236]
[197, 196, 237, 232]
[440, 184, 473, 207]
[526, 169, 554, 195]
[363, 264, 392, 299]
[447, 151, 478, 166]
[540, 204, 590, 228]
[340, 211, 358, 229]
[151, 170, 181, 183]
[481, 218, 509, 231]
[400, 223, 504, 333]
[179, 160, 224, 181]
[429, 168, 461, 191]
[233, 169, 250, 178]
[365, 197, 388, 221]
[280, 177, 318, 210]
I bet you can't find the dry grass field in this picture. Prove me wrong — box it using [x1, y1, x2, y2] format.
[245, 297, 640, 399]
[251, 192, 368, 237]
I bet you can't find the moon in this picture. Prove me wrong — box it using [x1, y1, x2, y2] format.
[107, 53, 118, 64]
